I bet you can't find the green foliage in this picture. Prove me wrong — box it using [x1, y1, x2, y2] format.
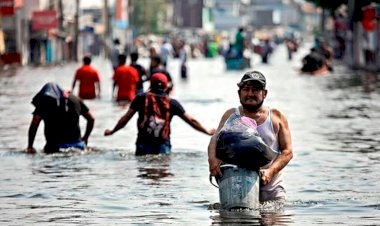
[305, 0, 348, 12]
[129, 0, 169, 34]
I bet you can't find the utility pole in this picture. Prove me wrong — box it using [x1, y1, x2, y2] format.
[103, 0, 110, 57]
[58, 0, 64, 62]
[320, 8, 326, 34]
[73, 0, 80, 62]
[58, 0, 64, 30]
[143, 0, 147, 34]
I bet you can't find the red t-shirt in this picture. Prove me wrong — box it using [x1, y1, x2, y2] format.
[113, 65, 139, 101]
[74, 65, 100, 99]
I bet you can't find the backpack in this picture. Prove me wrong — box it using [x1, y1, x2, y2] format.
[139, 92, 170, 139]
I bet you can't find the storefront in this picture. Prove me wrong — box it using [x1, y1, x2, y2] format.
[0, 0, 21, 64]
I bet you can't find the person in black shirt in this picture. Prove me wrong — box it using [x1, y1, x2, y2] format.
[26, 83, 95, 154]
[130, 52, 147, 94]
[149, 56, 173, 94]
[104, 73, 215, 155]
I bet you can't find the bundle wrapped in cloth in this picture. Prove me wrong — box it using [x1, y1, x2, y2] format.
[216, 114, 277, 171]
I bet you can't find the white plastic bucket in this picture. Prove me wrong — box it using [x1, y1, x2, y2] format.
[217, 165, 260, 210]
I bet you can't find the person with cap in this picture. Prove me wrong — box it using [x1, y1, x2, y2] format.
[104, 72, 215, 155]
[207, 70, 293, 203]
[26, 82, 95, 154]
[72, 55, 101, 100]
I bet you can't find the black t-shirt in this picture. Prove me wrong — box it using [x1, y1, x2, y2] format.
[130, 92, 185, 145]
[131, 63, 147, 91]
[33, 94, 89, 146]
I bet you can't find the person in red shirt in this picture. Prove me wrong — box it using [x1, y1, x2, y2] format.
[72, 56, 101, 99]
[112, 54, 139, 104]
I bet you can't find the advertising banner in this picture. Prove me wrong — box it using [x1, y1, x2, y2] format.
[0, 0, 14, 16]
[32, 10, 58, 30]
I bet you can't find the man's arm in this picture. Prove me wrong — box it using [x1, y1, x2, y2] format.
[112, 71, 117, 100]
[208, 108, 235, 177]
[81, 111, 95, 145]
[180, 113, 215, 136]
[96, 81, 101, 98]
[26, 115, 42, 154]
[72, 71, 79, 91]
[112, 81, 116, 100]
[141, 66, 147, 78]
[260, 109, 293, 185]
[95, 71, 101, 98]
[72, 79, 77, 92]
[104, 108, 136, 136]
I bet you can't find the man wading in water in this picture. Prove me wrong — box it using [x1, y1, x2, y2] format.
[26, 83, 95, 154]
[104, 73, 215, 155]
[208, 71, 293, 203]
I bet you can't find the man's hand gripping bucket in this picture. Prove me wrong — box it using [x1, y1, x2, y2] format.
[210, 164, 260, 210]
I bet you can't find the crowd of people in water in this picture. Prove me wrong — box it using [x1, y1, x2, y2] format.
[26, 27, 346, 157]
[26, 67, 293, 208]
[83, 25, 345, 77]
[27, 27, 346, 156]
[27, 49, 215, 155]
[24, 26, 348, 208]
[146, 28, 337, 75]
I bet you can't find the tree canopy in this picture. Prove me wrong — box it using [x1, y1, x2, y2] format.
[129, 0, 169, 35]
[305, 0, 348, 12]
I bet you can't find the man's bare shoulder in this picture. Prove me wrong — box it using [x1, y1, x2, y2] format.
[222, 108, 236, 118]
[217, 108, 236, 125]
[271, 108, 288, 122]
[226, 107, 236, 114]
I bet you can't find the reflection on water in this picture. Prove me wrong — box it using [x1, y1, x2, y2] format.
[136, 155, 174, 184]
[211, 208, 294, 226]
[362, 71, 375, 92]
[208, 196, 290, 225]
[1, 46, 380, 225]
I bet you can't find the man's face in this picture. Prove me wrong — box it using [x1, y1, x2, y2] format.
[238, 82, 267, 112]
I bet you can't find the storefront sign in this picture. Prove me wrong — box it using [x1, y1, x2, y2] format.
[32, 10, 58, 30]
[0, 0, 14, 16]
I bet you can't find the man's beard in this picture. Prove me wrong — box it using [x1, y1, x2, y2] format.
[240, 99, 264, 112]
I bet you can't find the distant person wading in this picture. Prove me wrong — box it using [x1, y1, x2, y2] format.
[72, 56, 101, 100]
[112, 54, 140, 105]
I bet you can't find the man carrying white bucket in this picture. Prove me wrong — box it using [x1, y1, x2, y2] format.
[208, 71, 293, 208]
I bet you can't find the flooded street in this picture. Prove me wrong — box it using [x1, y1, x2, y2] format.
[1, 44, 380, 225]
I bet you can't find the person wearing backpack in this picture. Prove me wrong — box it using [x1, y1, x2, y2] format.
[104, 73, 215, 155]
[26, 83, 95, 154]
